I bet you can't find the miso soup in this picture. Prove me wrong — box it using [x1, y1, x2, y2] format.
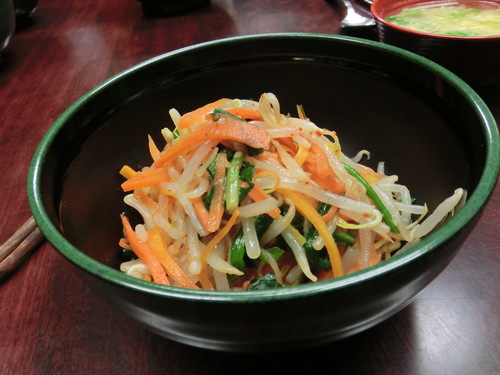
[386, 3, 500, 36]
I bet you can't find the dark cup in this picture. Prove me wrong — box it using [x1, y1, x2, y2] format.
[0, 0, 15, 51]
[139, 0, 210, 16]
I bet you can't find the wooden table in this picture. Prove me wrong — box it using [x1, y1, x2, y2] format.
[1, 1, 498, 373]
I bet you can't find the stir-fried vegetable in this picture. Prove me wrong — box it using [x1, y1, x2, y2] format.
[118, 93, 465, 290]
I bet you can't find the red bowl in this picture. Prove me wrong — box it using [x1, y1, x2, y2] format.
[371, 0, 500, 85]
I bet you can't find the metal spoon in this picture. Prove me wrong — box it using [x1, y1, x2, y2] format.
[338, 0, 376, 28]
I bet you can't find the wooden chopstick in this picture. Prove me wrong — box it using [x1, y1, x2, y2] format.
[0, 216, 45, 280]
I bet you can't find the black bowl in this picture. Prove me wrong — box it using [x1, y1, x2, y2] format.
[28, 33, 499, 351]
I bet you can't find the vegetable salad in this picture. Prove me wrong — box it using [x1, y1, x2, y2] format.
[118, 93, 464, 290]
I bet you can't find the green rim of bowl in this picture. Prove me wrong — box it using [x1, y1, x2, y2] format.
[28, 33, 500, 302]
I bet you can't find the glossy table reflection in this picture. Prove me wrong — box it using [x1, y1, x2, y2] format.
[0, 0, 498, 374]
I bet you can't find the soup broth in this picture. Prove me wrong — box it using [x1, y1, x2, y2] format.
[386, 3, 500, 36]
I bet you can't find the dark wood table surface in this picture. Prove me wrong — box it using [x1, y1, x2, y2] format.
[1, 0, 499, 374]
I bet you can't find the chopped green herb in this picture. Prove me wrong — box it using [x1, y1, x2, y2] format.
[225, 153, 244, 210]
[230, 230, 246, 271]
[259, 247, 285, 264]
[247, 273, 283, 290]
[247, 146, 264, 156]
[344, 163, 400, 234]
[212, 108, 246, 122]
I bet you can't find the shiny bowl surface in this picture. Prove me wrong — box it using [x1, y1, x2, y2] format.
[28, 33, 500, 351]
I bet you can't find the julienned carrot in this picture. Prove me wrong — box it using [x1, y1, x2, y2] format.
[177, 98, 231, 129]
[248, 183, 280, 218]
[147, 226, 199, 289]
[321, 205, 338, 222]
[134, 186, 157, 209]
[294, 143, 310, 166]
[153, 120, 272, 168]
[357, 164, 386, 184]
[120, 214, 170, 285]
[277, 136, 298, 154]
[276, 188, 344, 278]
[119, 165, 137, 179]
[258, 150, 282, 165]
[119, 237, 131, 250]
[310, 144, 345, 195]
[148, 135, 161, 162]
[196, 269, 214, 290]
[201, 209, 240, 262]
[191, 196, 211, 233]
[121, 167, 169, 192]
[225, 107, 263, 121]
[190, 153, 227, 233]
[312, 145, 331, 176]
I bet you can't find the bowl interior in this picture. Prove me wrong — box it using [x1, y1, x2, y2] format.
[30, 34, 496, 294]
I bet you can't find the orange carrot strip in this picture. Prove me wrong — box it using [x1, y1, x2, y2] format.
[201, 209, 240, 261]
[258, 150, 282, 165]
[294, 143, 310, 166]
[338, 211, 353, 222]
[276, 136, 298, 154]
[120, 214, 170, 285]
[177, 98, 231, 129]
[148, 135, 161, 162]
[357, 164, 387, 183]
[133, 187, 158, 210]
[197, 269, 214, 290]
[277, 188, 344, 278]
[147, 226, 199, 289]
[248, 184, 280, 218]
[119, 237, 131, 250]
[121, 167, 169, 192]
[321, 205, 338, 222]
[225, 107, 263, 121]
[310, 144, 345, 195]
[319, 175, 346, 196]
[191, 196, 211, 234]
[187, 154, 227, 234]
[311, 144, 329, 175]
[153, 120, 272, 168]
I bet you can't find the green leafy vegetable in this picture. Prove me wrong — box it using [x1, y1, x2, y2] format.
[230, 230, 246, 271]
[212, 108, 246, 122]
[247, 273, 283, 290]
[247, 146, 264, 156]
[238, 162, 255, 201]
[333, 228, 356, 246]
[225, 153, 244, 210]
[259, 247, 285, 264]
[343, 163, 400, 233]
